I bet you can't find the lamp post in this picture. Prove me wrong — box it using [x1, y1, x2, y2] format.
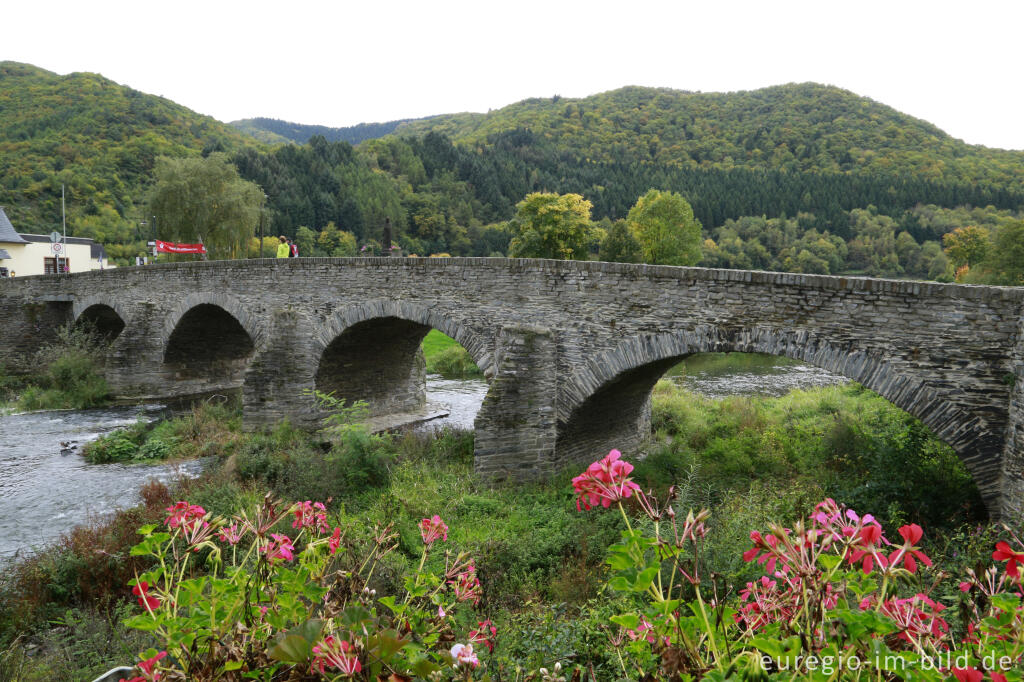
[152, 215, 157, 263]
[139, 221, 147, 265]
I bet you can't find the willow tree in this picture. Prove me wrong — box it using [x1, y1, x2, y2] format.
[149, 153, 265, 259]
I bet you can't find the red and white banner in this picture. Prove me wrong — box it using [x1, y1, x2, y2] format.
[155, 240, 207, 254]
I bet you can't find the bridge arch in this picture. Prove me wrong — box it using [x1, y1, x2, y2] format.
[160, 294, 263, 391]
[313, 300, 493, 420]
[72, 296, 129, 342]
[557, 325, 1003, 513]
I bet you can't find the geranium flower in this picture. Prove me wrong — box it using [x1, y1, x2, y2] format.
[164, 501, 206, 531]
[450, 643, 479, 668]
[449, 562, 482, 604]
[292, 500, 329, 533]
[260, 533, 295, 563]
[132, 581, 160, 611]
[888, 523, 933, 573]
[572, 449, 641, 511]
[468, 619, 497, 652]
[120, 650, 166, 681]
[952, 668, 984, 682]
[311, 636, 361, 676]
[217, 522, 244, 545]
[328, 526, 342, 555]
[993, 541, 1024, 578]
[420, 515, 449, 545]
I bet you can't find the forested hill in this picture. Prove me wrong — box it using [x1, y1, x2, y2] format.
[230, 117, 424, 146]
[394, 84, 1024, 188]
[0, 61, 259, 240]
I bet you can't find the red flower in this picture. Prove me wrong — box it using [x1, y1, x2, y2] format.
[419, 515, 449, 545]
[123, 650, 167, 681]
[889, 523, 932, 573]
[952, 668, 983, 682]
[292, 501, 329, 533]
[311, 636, 361, 676]
[328, 526, 342, 555]
[992, 541, 1024, 578]
[572, 449, 641, 511]
[132, 581, 161, 611]
[468, 619, 497, 652]
[164, 501, 206, 531]
[260, 533, 295, 563]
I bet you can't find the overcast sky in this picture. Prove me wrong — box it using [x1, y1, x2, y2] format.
[7, 0, 1023, 149]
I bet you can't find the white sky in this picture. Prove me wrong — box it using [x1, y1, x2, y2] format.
[7, 0, 1024, 149]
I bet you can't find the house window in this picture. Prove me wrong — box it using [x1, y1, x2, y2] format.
[44, 257, 70, 274]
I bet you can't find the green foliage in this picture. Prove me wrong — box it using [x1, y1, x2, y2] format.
[148, 153, 264, 259]
[507, 192, 594, 260]
[627, 189, 702, 265]
[644, 380, 986, 532]
[425, 345, 482, 379]
[942, 224, 990, 268]
[598, 219, 642, 263]
[16, 322, 111, 411]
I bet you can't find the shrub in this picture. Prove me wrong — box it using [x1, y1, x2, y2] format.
[426, 344, 482, 378]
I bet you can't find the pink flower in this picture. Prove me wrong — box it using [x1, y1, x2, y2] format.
[420, 515, 449, 545]
[164, 501, 206, 531]
[450, 562, 482, 604]
[132, 581, 160, 611]
[438, 604, 447, 618]
[217, 523, 244, 545]
[888, 523, 932, 573]
[328, 526, 342, 555]
[993, 540, 1024, 578]
[626, 615, 656, 644]
[260, 533, 295, 563]
[450, 643, 479, 668]
[572, 449, 641, 511]
[292, 501, 329, 533]
[311, 636, 361, 676]
[468, 619, 497, 652]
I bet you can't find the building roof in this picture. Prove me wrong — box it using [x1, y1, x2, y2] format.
[0, 208, 29, 244]
[20, 233, 96, 246]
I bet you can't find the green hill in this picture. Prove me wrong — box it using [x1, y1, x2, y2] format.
[231, 116, 425, 146]
[396, 83, 1024, 188]
[0, 61, 261, 256]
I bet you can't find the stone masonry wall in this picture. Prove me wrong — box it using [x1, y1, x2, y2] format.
[1, 258, 1021, 515]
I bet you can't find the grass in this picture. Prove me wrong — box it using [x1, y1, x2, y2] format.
[421, 329, 483, 378]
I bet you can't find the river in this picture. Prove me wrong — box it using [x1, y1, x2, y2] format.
[0, 353, 843, 559]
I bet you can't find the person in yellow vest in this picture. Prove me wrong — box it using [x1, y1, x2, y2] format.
[276, 236, 290, 258]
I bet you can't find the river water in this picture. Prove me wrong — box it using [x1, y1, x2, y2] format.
[0, 353, 843, 560]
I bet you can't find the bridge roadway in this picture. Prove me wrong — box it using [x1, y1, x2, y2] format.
[2, 257, 1022, 518]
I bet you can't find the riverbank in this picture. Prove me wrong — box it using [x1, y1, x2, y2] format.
[0, 380, 997, 680]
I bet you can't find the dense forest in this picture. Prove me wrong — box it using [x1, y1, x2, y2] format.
[230, 116, 423, 146]
[1, 62, 1022, 283]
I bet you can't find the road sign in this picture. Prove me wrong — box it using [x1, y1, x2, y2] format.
[49, 231, 62, 243]
[51, 242, 63, 254]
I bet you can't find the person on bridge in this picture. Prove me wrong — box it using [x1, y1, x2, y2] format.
[276, 236, 290, 259]
[289, 238, 298, 258]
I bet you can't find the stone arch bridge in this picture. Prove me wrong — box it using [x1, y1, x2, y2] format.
[2, 258, 1022, 518]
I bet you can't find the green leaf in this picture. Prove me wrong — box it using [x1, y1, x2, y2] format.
[609, 614, 639, 630]
[268, 634, 313, 664]
[222, 661, 244, 671]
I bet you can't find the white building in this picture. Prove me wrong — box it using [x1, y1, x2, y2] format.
[0, 207, 114, 277]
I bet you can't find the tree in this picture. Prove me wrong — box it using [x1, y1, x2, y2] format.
[627, 189, 702, 266]
[600, 219, 642, 263]
[295, 226, 317, 257]
[507, 193, 594, 260]
[982, 220, 1024, 285]
[942, 225, 990, 268]
[149, 153, 264, 259]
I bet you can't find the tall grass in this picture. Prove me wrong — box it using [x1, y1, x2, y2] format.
[16, 322, 110, 411]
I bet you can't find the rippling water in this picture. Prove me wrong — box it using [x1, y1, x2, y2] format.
[421, 375, 489, 431]
[664, 353, 847, 399]
[0, 405, 206, 560]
